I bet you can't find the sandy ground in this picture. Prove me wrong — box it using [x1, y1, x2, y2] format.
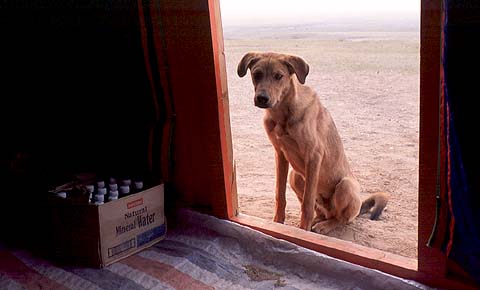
[224, 29, 420, 259]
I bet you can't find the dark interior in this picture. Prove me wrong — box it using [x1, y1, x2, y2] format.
[0, 1, 163, 248]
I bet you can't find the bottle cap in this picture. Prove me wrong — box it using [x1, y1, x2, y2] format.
[56, 191, 67, 198]
[97, 181, 105, 188]
[85, 184, 95, 193]
[121, 179, 132, 186]
[109, 177, 117, 184]
[97, 187, 107, 195]
[133, 181, 144, 190]
[109, 183, 118, 191]
[119, 185, 130, 195]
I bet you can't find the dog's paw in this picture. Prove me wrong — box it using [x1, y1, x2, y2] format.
[311, 220, 335, 234]
[311, 224, 329, 234]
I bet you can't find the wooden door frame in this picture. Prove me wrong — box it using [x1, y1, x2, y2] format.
[156, 0, 475, 288]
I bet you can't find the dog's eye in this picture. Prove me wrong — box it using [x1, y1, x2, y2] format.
[274, 73, 283, 80]
[253, 72, 263, 81]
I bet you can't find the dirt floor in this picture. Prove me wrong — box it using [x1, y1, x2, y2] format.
[224, 27, 420, 259]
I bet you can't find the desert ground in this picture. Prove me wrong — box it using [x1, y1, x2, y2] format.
[224, 24, 420, 259]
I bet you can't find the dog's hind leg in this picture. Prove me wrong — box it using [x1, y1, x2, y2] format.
[312, 177, 361, 234]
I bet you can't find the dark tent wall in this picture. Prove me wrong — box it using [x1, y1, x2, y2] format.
[0, 1, 160, 245]
[0, 0, 235, 250]
[442, 0, 480, 285]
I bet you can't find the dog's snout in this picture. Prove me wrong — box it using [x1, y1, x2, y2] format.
[256, 94, 269, 104]
[255, 94, 270, 108]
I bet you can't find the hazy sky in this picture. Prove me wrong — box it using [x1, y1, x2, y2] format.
[220, 0, 420, 26]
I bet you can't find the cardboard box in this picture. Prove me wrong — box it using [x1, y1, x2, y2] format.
[49, 184, 166, 268]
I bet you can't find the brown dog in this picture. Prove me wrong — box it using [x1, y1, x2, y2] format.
[237, 52, 388, 233]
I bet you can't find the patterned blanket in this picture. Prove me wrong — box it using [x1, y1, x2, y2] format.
[0, 209, 432, 290]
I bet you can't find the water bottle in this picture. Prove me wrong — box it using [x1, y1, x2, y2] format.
[132, 180, 144, 194]
[119, 185, 130, 197]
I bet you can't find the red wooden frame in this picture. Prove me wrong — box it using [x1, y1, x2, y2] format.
[154, 0, 477, 289]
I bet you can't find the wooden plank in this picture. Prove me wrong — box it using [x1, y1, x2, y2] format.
[208, 0, 238, 218]
[418, 0, 448, 276]
[158, 0, 230, 217]
[231, 214, 478, 290]
[231, 214, 417, 273]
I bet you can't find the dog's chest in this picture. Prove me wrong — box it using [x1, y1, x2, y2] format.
[273, 123, 301, 153]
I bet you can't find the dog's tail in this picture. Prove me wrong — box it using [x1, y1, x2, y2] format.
[360, 192, 389, 220]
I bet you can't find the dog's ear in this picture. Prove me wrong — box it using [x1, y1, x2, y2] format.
[237, 52, 260, 78]
[282, 55, 310, 84]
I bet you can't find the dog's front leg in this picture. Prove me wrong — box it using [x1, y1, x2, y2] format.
[300, 152, 321, 231]
[273, 150, 289, 223]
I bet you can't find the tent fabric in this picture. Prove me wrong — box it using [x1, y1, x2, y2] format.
[0, 209, 432, 290]
[442, 0, 480, 284]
